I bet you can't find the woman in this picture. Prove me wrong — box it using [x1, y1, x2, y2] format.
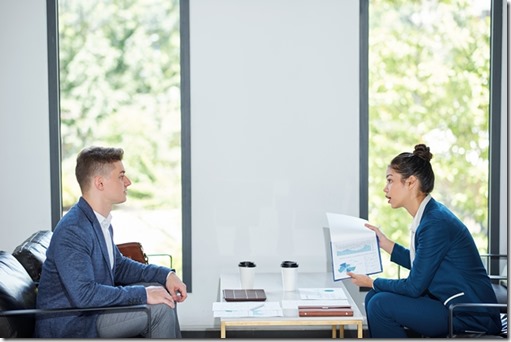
[347, 144, 501, 337]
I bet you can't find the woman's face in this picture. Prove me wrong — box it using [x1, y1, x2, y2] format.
[383, 166, 407, 209]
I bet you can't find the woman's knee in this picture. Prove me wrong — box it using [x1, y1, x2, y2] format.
[364, 289, 377, 307]
[365, 291, 395, 316]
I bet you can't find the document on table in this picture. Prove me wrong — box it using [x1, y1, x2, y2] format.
[327, 212, 383, 281]
[299, 288, 347, 300]
[281, 299, 350, 309]
[212, 301, 283, 318]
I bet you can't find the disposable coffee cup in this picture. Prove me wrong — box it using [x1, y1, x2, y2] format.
[238, 261, 256, 289]
[281, 260, 299, 291]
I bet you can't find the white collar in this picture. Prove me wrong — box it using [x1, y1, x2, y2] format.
[94, 211, 112, 231]
[410, 194, 432, 233]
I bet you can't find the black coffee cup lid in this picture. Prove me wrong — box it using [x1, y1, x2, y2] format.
[281, 260, 298, 268]
[238, 261, 256, 267]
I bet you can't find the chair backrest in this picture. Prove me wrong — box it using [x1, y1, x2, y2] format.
[0, 251, 37, 338]
[12, 230, 52, 282]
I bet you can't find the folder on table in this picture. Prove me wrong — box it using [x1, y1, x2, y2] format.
[298, 305, 353, 317]
[223, 289, 267, 302]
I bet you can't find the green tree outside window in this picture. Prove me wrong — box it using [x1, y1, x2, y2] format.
[369, 0, 491, 278]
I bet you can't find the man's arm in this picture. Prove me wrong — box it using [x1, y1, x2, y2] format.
[51, 223, 147, 308]
[114, 248, 170, 285]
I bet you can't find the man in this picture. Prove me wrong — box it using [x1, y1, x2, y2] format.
[35, 146, 187, 338]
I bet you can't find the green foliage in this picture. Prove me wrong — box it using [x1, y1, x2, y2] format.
[59, 0, 181, 209]
[369, 0, 491, 276]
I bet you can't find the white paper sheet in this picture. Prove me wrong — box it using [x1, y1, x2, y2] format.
[281, 299, 350, 309]
[298, 287, 347, 300]
[327, 212, 383, 280]
[212, 301, 283, 317]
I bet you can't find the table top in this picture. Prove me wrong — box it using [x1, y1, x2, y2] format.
[219, 272, 364, 322]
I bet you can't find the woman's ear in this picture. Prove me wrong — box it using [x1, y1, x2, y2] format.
[407, 175, 418, 189]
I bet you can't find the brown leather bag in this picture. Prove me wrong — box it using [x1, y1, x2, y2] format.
[116, 242, 149, 264]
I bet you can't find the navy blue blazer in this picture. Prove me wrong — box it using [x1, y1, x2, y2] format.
[35, 197, 173, 338]
[373, 198, 501, 333]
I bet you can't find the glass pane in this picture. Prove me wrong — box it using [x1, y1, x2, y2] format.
[369, 0, 491, 279]
[58, 0, 183, 276]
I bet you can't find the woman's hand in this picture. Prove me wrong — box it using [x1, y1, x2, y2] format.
[347, 272, 374, 288]
[365, 223, 395, 255]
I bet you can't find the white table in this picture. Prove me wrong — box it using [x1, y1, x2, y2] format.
[218, 272, 364, 338]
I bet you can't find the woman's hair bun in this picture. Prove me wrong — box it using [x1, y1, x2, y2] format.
[413, 144, 433, 162]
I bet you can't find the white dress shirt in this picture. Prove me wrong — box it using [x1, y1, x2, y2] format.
[409, 194, 432, 265]
[95, 211, 114, 269]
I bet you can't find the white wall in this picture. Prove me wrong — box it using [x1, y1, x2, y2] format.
[0, 0, 52, 252]
[180, 0, 360, 329]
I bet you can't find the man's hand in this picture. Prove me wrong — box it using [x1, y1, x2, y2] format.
[347, 272, 374, 288]
[146, 285, 176, 308]
[165, 272, 188, 303]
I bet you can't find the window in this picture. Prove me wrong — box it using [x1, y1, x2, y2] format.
[49, 0, 191, 288]
[367, 0, 497, 279]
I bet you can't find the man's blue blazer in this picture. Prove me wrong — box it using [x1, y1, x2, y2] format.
[35, 197, 173, 338]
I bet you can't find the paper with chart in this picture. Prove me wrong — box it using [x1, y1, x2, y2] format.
[212, 301, 283, 318]
[298, 288, 347, 300]
[327, 213, 383, 281]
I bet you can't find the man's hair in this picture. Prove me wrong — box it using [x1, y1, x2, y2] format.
[75, 146, 124, 193]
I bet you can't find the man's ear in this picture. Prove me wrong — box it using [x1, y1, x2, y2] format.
[94, 175, 104, 190]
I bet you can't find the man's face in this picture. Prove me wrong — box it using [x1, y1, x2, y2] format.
[102, 161, 132, 205]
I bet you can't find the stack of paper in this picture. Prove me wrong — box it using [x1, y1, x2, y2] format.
[281, 288, 350, 310]
[212, 301, 283, 318]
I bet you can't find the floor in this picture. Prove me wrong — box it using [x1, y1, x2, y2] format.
[182, 329, 369, 339]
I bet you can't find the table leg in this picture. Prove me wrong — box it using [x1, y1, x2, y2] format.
[339, 324, 344, 338]
[220, 322, 226, 338]
[331, 325, 337, 338]
[357, 321, 363, 338]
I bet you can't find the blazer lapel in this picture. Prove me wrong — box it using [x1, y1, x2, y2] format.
[77, 197, 115, 282]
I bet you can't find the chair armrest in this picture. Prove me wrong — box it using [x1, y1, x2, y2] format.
[147, 253, 173, 268]
[480, 254, 508, 280]
[448, 302, 507, 338]
[0, 304, 152, 338]
[480, 254, 508, 259]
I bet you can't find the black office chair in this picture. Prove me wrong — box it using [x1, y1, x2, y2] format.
[0, 251, 151, 338]
[447, 254, 508, 338]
